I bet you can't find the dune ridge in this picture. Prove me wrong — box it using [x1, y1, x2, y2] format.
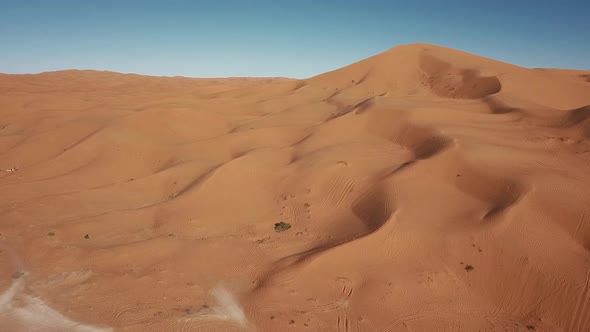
[1, 43, 590, 331]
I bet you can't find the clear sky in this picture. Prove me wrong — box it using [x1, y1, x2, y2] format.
[1, 0, 589, 78]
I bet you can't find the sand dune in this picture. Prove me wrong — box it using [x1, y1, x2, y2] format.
[1, 43, 590, 331]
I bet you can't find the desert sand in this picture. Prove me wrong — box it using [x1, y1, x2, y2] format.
[1, 43, 590, 331]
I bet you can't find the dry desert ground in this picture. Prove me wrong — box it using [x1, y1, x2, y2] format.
[1, 43, 590, 331]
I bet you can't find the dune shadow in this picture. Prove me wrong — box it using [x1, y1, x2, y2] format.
[390, 124, 452, 160]
[420, 54, 502, 99]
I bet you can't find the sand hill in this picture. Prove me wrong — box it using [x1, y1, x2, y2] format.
[1, 43, 590, 331]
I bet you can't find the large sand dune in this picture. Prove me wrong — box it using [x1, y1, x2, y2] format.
[1, 43, 590, 331]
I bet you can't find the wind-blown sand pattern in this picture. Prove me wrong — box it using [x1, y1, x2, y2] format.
[1, 43, 590, 331]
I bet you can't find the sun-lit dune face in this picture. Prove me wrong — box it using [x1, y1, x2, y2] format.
[2, 44, 590, 331]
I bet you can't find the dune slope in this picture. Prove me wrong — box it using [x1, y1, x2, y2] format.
[1, 43, 590, 331]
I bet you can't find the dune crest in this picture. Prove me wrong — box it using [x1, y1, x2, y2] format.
[2, 43, 590, 331]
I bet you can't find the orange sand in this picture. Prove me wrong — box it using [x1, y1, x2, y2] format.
[1, 43, 590, 331]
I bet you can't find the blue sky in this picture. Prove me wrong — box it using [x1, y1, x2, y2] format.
[1, 0, 589, 78]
